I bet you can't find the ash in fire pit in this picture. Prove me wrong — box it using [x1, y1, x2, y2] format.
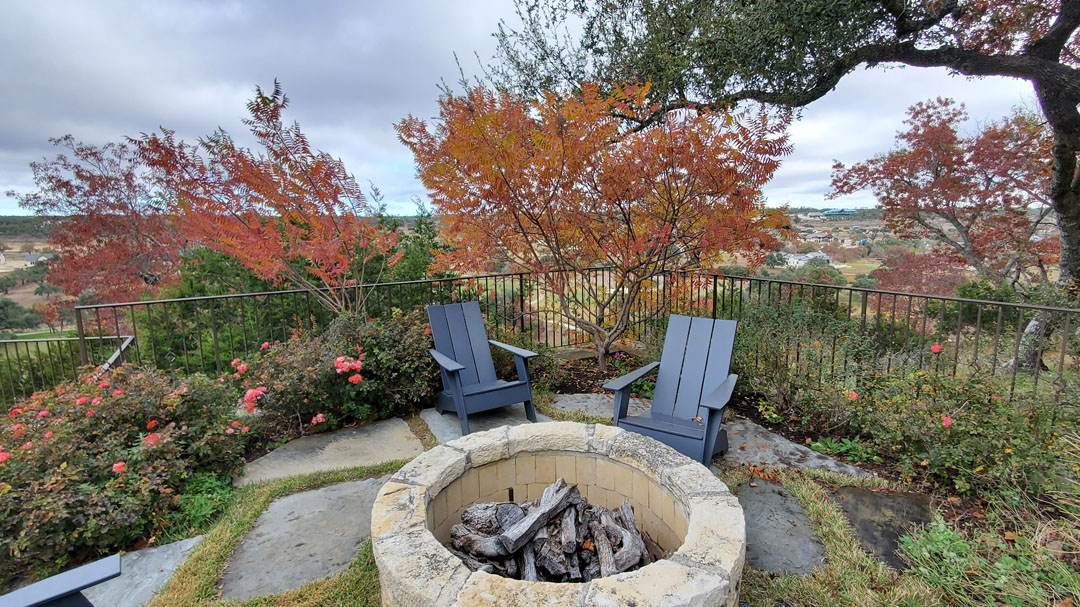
[447, 478, 661, 582]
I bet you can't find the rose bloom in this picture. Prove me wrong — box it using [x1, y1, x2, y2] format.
[241, 426, 250, 433]
[44, 431, 53, 439]
[261, 342, 270, 349]
[75, 396, 89, 406]
[237, 363, 248, 374]
[147, 419, 159, 430]
[143, 433, 162, 447]
[941, 415, 953, 428]
[112, 461, 126, 474]
[37, 410, 50, 418]
[226, 428, 235, 434]
[112, 389, 124, 397]
[930, 343, 943, 354]
[348, 374, 362, 384]
[8, 408, 21, 418]
[85, 409, 96, 417]
[850, 391, 858, 401]
[0, 452, 10, 464]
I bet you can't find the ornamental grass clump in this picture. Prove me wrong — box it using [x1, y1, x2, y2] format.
[0, 365, 247, 587]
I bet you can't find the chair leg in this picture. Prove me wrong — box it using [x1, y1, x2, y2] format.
[523, 399, 537, 423]
[458, 413, 471, 436]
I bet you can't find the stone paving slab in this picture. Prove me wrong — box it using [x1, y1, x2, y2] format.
[236, 418, 422, 486]
[832, 486, 931, 569]
[218, 476, 388, 600]
[420, 405, 551, 445]
[723, 418, 872, 477]
[549, 392, 650, 419]
[735, 481, 826, 575]
[83, 536, 203, 607]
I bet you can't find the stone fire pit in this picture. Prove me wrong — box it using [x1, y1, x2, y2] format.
[371, 422, 745, 606]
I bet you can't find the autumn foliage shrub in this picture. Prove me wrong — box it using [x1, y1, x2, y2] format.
[0, 366, 246, 586]
[848, 371, 1060, 494]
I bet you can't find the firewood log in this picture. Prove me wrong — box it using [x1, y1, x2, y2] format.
[498, 483, 573, 553]
[617, 500, 652, 565]
[521, 540, 539, 581]
[588, 519, 617, 577]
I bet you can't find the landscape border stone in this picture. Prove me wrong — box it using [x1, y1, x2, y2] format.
[372, 422, 745, 607]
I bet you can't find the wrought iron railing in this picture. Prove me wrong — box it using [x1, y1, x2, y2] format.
[0, 269, 1075, 404]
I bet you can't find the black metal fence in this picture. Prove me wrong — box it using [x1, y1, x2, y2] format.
[0, 269, 1076, 404]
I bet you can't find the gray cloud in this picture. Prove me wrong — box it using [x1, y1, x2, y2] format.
[0, 1, 1036, 214]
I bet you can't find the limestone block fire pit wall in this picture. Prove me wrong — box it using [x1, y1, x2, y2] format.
[371, 422, 745, 607]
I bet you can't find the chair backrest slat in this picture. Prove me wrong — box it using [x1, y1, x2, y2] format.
[653, 315, 737, 419]
[671, 316, 718, 418]
[427, 301, 496, 388]
[650, 315, 692, 412]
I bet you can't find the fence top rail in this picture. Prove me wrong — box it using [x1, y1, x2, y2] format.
[72, 266, 1080, 316]
[0, 335, 127, 344]
[677, 271, 1080, 315]
[73, 272, 531, 311]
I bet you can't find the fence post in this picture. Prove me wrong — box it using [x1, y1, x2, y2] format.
[75, 308, 88, 366]
[712, 274, 718, 319]
[518, 273, 526, 334]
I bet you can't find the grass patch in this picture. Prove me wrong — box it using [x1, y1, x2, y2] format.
[739, 469, 941, 606]
[149, 460, 406, 607]
[901, 502, 1080, 606]
[405, 411, 437, 449]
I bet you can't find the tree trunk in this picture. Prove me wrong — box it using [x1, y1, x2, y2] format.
[1010, 131, 1080, 370]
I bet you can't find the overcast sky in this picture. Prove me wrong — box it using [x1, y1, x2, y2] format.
[0, 1, 1036, 215]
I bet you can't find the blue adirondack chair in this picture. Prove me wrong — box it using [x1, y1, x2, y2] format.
[427, 301, 538, 435]
[603, 315, 738, 465]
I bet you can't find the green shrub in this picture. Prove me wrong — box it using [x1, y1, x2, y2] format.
[242, 310, 439, 437]
[165, 472, 232, 541]
[731, 300, 878, 431]
[0, 366, 247, 586]
[489, 323, 566, 392]
[850, 371, 1060, 494]
[320, 310, 440, 421]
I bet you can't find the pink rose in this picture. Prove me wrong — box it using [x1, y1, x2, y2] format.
[20, 441, 32, 450]
[44, 431, 53, 439]
[231, 357, 241, 369]
[0, 452, 10, 464]
[849, 391, 858, 401]
[241, 426, 250, 433]
[37, 410, 50, 418]
[941, 415, 953, 428]
[8, 408, 21, 418]
[147, 419, 159, 430]
[143, 433, 161, 447]
[261, 341, 270, 349]
[226, 428, 235, 434]
[231, 420, 242, 428]
[930, 343, 943, 354]
[237, 363, 248, 374]
[112, 461, 126, 474]
[75, 396, 89, 406]
[348, 374, 362, 384]
[111, 389, 124, 397]
[86, 409, 96, 417]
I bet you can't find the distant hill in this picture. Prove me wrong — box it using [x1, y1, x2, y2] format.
[0, 216, 53, 238]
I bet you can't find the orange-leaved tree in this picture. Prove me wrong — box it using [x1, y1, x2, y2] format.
[398, 83, 790, 368]
[138, 83, 401, 316]
[8, 135, 187, 304]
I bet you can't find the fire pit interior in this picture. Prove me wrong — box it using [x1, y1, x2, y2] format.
[444, 476, 665, 581]
[371, 422, 745, 606]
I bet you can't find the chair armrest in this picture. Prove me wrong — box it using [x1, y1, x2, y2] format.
[428, 349, 465, 373]
[700, 374, 739, 411]
[2, 553, 120, 607]
[602, 361, 660, 392]
[488, 340, 538, 359]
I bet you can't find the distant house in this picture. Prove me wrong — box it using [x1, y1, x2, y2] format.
[823, 208, 857, 217]
[782, 251, 832, 268]
[806, 212, 823, 219]
[804, 231, 832, 242]
[25, 253, 55, 264]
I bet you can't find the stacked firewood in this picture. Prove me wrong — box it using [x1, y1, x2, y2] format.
[447, 478, 664, 582]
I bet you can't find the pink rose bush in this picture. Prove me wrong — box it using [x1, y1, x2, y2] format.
[0, 364, 248, 586]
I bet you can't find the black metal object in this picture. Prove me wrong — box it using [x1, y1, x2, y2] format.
[0, 268, 1076, 404]
[0, 554, 120, 607]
